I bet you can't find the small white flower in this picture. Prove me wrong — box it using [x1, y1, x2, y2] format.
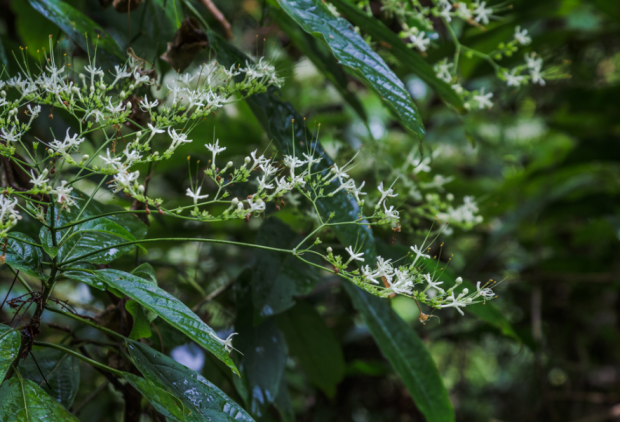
[473, 1, 493, 24]
[329, 164, 350, 185]
[438, 1, 452, 22]
[410, 245, 431, 262]
[408, 31, 430, 52]
[123, 148, 142, 165]
[434, 59, 453, 83]
[476, 281, 495, 298]
[530, 68, 546, 86]
[139, 95, 159, 111]
[424, 273, 445, 294]
[0, 195, 21, 227]
[209, 331, 238, 353]
[167, 127, 192, 152]
[0, 126, 21, 143]
[440, 292, 467, 315]
[106, 98, 126, 114]
[257, 175, 274, 192]
[456, 2, 472, 20]
[504, 69, 524, 87]
[383, 203, 400, 224]
[525, 53, 543, 71]
[186, 186, 210, 204]
[52, 180, 76, 208]
[345, 246, 365, 263]
[29, 170, 49, 189]
[100, 148, 123, 168]
[377, 181, 398, 208]
[473, 87, 493, 109]
[205, 139, 226, 165]
[514, 26, 531, 45]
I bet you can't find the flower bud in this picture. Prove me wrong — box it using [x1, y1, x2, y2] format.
[99, 83, 106, 91]
[126, 101, 132, 110]
[455, 277, 463, 284]
[71, 86, 79, 94]
[446, 193, 454, 201]
[237, 202, 244, 210]
[81, 154, 89, 162]
[226, 161, 233, 168]
[90, 85, 95, 92]
[120, 91, 126, 99]
[138, 185, 145, 194]
[129, 84, 135, 91]
[136, 131, 142, 138]
[327, 247, 333, 254]
[244, 157, 251, 164]
[231, 197, 239, 205]
[0, 91, 6, 98]
[461, 288, 469, 295]
[79, 74, 85, 80]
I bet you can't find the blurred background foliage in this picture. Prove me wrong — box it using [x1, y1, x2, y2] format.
[1, 0, 619, 421]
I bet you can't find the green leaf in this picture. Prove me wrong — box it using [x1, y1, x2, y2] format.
[276, 0, 424, 138]
[0, 377, 80, 421]
[17, 349, 80, 409]
[270, 6, 367, 122]
[94, 269, 239, 375]
[126, 340, 255, 422]
[123, 373, 194, 422]
[252, 218, 320, 322]
[53, 218, 139, 265]
[27, 0, 125, 64]
[235, 274, 287, 417]
[208, 31, 377, 263]
[277, 301, 345, 398]
[0, 324, 20, 382]
[131, 262, 158, 285]
[5, 233, 45, 279]
[329, 0, 465, 112]
[342, 282, 455, 422]
[126, 300, 153, 340]
[62, 263, 107, 291]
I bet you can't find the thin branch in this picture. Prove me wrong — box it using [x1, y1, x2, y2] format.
[192, 279, 235, 312]
[0, 271, 19, 314]
[199, 0, 233, 39]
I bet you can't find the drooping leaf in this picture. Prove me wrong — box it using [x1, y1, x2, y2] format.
[270, 6, 367, 122]
[5, 233, 45, 279]
[252, 218, 320, 322]
[276, 0, 424, 138]
[329, 0, 466, 112]
[94, 269, 238, 375]
[127, 340, 255, 422]
[62, 263, 107, 291]
[342, 282, 455, 422]
[123, 373, 194, 422]
[234, 273, 287, 417]
[0, 324, 20, 382]
[27, 0, 125, 64]
[277, 301, 345, 398]
[208, 31, 377, 263]
[125, 300, 153, 340]
[18, 348, 80, 409]
[0, 377, 80, 421]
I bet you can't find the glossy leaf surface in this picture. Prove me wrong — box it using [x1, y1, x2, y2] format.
[127, 340, 255, 422]
[18, 349, 80, 409]
[276, 0, 424, 138]
[5, 233, 45, 279]
[0, 324, 20, 382]
[329, 0, 465, 112]
[123, 373, 194, 422]
[0, 377, 79, 421]
[94, 269, 238, 375]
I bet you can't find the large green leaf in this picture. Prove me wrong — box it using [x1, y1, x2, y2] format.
[0, 377, 80, 421]
[234, 274, 287, 417]
[276, 0, 424, 138]
[329, 0, 465, 112]
[61, 263, 107, 291]
[123, 373, 195, 422]
[127, 340, 255, 422]
[342, 282, 454, 422]
[93, 269, 238, 375]
[27, 0, 125, 64]
[208, 31, 377, 262]
[17, 349, 80, 409]
[270, 6, 367, 122]
[5, 233, 45, 279]
[252, 218, 319, 323]
[277, 301, 345, 398]
[0, 324, 20, 382]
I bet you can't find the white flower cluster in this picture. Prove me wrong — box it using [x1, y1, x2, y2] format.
[327, 242, 496, 315]
[0, 195, 22, 237]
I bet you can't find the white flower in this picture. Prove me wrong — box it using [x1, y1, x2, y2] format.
[111, 65, 131, 86]
[408, 31, 430, 52]
[84, 109, 105, 123]
[504, 69, 524, 87]
[257, 175, 274, 192]
[345, 246, 365, 264]
[29, 170, 49, 189]
[473, 1, 493, 24]
[249, 150, 269, 171]
[473, 87, 493, 109]
[110, 168, 140, 193]
[123, 148, 142, 165]
[434, 59, 453, 83]
[476, 281, 495, 298]
[167, 127, 192, 152]
[377, 181, 398, 208]
[329, 163, 350, 185]
[0, 195, 21, 228]
[209, 331, 238, 353]
[361, 265, 381, 285]
[133, 70, 151, 84]
[0, 126, 21, 143]
[52, 180, 76, 208]
[248, 198, 266, 213]
[345, 180, 367, 204]
[50, 129, 85, 154]
[302, 152, 323, 168]
[424, 273, 445, 294]
[530, 68, 546, 86]
[410, 245, 431, 262]
[525, 53, 543, 71]
[440, 292, 467, 315]
[186, 186, 209, 204]
[139, 95, 159, 111]
[383, 203, 400, 224]
[27, 104, 41, 119]
[438, 1, 452, 22]
[205, 139, 226, 165]
[106, 98, 126, 114]
[100, 148, 123, 168]
[514, 26, 531, 45]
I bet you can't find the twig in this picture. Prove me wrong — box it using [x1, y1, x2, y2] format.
[72, 380, 109, 415]
[29, 351, 52, 390]
[199, 0, 233, 39]
[0, 271, 19, 313]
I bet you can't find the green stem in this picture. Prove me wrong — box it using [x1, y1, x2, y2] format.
[33, 341, 125, 377]
[44, 306, 126, 340]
